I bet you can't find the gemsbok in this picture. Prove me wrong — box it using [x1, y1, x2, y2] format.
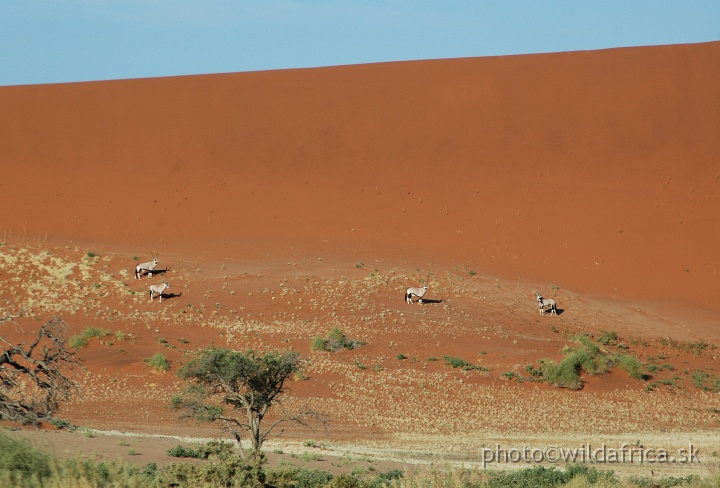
[535, 292, 557, 316]
[149, 282, 170, 302]
[405, 285, 428, 304]
[135, 253, 159, 280]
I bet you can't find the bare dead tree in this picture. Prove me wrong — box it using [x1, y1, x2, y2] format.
[0, 316, 80, 425]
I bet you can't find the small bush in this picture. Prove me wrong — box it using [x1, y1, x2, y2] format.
[70, 327, 112, 349]
[48, 418, 74, 430]
[310, 337, 329, 352]
[442, 355, 488, 371]
[167, 445, 204, 459]
[156, 455, 266, 487]
[533, 334, 648, 390]
[300, 451, 322, 462]
[0, 430, 148, 486]
[542, 357, 583, 390]
[326, 473, 361, 488]
[596, 329, 618, 346]
[442, 355, 473, 369]
[69, 335, 89, 350]
[167, 441, 235, 460]
[311, 328, 364, 352]
[0, 429, 53, 480]
[691, 370, 720, 392]
[144, 353, 171, 372]
[615, 353, 645, 380]
[487, 464, 617, 488]
[266, 465, 333, 488]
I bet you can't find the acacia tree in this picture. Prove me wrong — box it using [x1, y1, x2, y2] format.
[0, 316, 80, 425]
[172, 347, 319, 453]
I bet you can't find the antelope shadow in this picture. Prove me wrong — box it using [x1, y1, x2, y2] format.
[135, 266, 172, 279]
[408, 297, 443, 304]
[153, 267, 172, 277]
[540, 307, 565, 316]
[160, 292, 182, 301]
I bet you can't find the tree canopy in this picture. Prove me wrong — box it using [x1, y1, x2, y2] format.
[173, 347, 316, 452]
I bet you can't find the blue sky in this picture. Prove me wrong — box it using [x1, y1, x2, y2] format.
[2, 1, 719, 86]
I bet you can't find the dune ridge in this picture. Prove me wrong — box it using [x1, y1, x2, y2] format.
[1, 41, 719, 311]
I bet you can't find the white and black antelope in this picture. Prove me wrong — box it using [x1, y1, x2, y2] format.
[149, 281, 170, 302]
[135, 254, 159, 279]
[535, 292, 557, 316]
[405, 285, 428, 304]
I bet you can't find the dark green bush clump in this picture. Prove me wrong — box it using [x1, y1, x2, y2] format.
[144, 352, 171, 372]
[487, 464, 615, 488]
[442, 355, 489, 372]
[530, 332, 650, 390]
[0, 430, 53, 481]
[167, 440, 235, 460]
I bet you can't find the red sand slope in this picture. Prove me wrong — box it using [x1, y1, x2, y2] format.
[1, 42, 719, 311]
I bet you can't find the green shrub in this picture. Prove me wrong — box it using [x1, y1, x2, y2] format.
[326, 473, 361, 488]
[299, 451, 322, 462]
[167, 445, 204, 459]
[48, 418, 73, 430]
[156, 455, 266, 488]
[310, 337, 328, 352]
[442, 355, 473, 369]
[487, 464, 617, 488]
[144, 353, 171, 372]
[167, 441, 234, 460]
[691, 370, 720, 392]
[0, 429, 53, 480]
[596, 329, 618, 346]
[82, 327, 111, 340]
[542, 357, 583, 390]
[615, 353, 645, 380]
[524, 364, 543, 378]
[0, 430, 147, 487]
[69, 335, 89, 350]
[441, 355, 489, 372]
[311, 328, 364, 352]
[533, 334, 649, 390]
[627, 473, 702, 487]
[69, 327, 111, 349]
[266, 465, 333, 488]
[371, 468, 404, 486]
[572, 346, 608, 376]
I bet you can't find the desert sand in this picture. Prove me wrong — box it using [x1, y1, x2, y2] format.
[0, 41, 719, 478]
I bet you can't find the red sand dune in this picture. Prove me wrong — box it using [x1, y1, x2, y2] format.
[1, 41, 719, 312]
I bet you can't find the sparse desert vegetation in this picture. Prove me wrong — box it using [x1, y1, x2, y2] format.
[1, 239, 718, 486]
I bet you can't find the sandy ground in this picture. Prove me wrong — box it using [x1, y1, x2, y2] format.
[1, 41, 719, 480]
